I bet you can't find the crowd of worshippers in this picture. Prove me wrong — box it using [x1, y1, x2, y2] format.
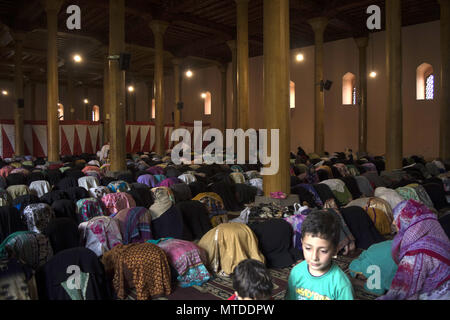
[0, 147, 449, 300]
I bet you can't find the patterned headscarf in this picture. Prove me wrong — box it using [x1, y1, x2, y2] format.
[112, 207, 152, 244]
[76, 198, 106, 222]
[149, 187, 175, 220]
[22, 203, 55, 233]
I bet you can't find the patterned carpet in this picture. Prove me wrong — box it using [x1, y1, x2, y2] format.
[164, 250, 381, 300]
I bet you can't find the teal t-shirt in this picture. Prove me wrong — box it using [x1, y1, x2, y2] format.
[285, 260, 354, 300]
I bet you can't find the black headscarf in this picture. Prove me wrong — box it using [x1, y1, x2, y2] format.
[51, 199, 79, 223]
[35, 247, 113, 300]
[188, 181, 208, 198]
[55, 177, 78, 191]
[44, 169, 62, 187]
[249, 219, 302, 268]
[27, 172, 47, 185]
[100, 176, 116, 187]
[43, 218, 81, 254]
[339, 206, 385, 250]
[151, 205, 184, 240]
[170, 183, 193, 203]
[6, 173, 27, 186]
[127, 184, 154, 208]
[438, 214, 450, 240]
[0, 206, 27, 243]
[0, 176, 6, 189]
[63, 169, 85, 181]
[291, 185, 317, 208]
[423, 183, 448, 211]
[40, 190, 69, 205]
[234, 184, 257, 205]
[175, 200, 212, 241]
[64, 186, 90, 202]
[208, 176, 242, 211]
[117, 172, 134, 184]
[312, 183, 337, 203]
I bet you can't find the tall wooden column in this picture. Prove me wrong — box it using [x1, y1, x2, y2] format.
[385, 0, 403, 171]
[236, 0, 249, 130]
[355, 37, 369, 155]
[150, 20, 169, 156]
[226, 40, 238, 129]
[13, 32, 25, 156]
[30, 82, 37, 120]
[172, 58, 182, 129]
[84, 87, 89, 120]
[109, 0, 126, 172]
[43, 0, 63, 162]
[263, 0, 290, 195]
[103, 47, 110, 143]
[66, 65, 74, 121]
[439, 0, 450, 160]
[308, 17, 328, 156]
[219, 63, 228, 133]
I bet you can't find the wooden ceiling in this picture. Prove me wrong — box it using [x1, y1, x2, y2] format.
[0, 0, 441, 87]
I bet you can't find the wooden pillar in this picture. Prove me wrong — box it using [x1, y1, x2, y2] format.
[385, 0, 403, 171]
[308, 17, 328, 156]
[13, 32, 25, 156]
[236, 0, 249, 130]
[263, 0, 290, 195]
[172, 58, 182, 129]
[226, 40, 238, 129]
[150, 20, 169, 156]
[355, 37, 369, 155]
[66, 65, 74, 121]
[84, 87, 89, 120]
[439, 0, 450, 160]
[148, 81, 154, 120]
[219, 63, 228, 133]
[109, 0, 126, 172]
[103, 47, 110, 143]
[43, 0, 63, 162]
[30, 82, 37, 120]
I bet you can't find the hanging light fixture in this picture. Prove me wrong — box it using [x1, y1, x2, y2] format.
[296, 53, 304, 62]
[73, 54, 82, 63]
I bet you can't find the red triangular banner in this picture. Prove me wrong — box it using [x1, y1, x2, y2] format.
[31, 128, 45, 158]
[73, 127, 82, 155]
[60, 127, 72, 155]
[132, 127, 141, 153]
[24, 142, 31, 156]
[85, 127, 93, 154]
[96, 128, 100, 153]
[142, 128, 151, 152]
[1, 127, 14, 158]
[126, 127, 131, 153]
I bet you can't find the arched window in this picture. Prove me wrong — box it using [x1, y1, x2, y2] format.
[202, 91, 211, 115]
[416, 63, 434, 100]
[342, 72, 356, 105]
[290, 80, 295, 109]
[151, 98, 155, 119]
[92, 105, 100, 121]
[57, 103, 64, 120]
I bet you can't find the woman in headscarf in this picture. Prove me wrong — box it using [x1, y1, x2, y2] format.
[107, 180, 131, 193]
[0, 207, 27, 243]
[102, 243, 172, 300]
[319, 179, 353, 206]
[6, 173, 27, 186]
[197, 222, 265, 277]
[101, 192, 136, 216]
[422, 183, 448, 211]
[378, 200, 450, 300]
[76, 198, 107, 222]
[39, 190, 68, 205]
[249, 219, 302, 268]
[6, 184, 30, 200]
[89, 186, 110, 200]
[0, 231, 53, 270]
[112, 207, 152, 244]
[22, 203, 55, 234]
[148, 238, 211, 288]
[54, 177, 79, 191]
[43, 218, 80, 254]
[36, 247, 112, 300]
[11, 194, 40, 213]
[149, 187, 184, 239]
[28, 180, 51, 198]
[136, 174, 157, 188]
[156, 177, 182, 188]
[79, 216, 122, 256]
[374, 187, 404, 212]
[175, 200, 213, 241]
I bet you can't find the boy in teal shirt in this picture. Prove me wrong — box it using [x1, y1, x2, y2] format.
[285, 210, 354, 300]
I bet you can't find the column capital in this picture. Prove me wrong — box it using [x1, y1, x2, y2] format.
[354, 36, 369, 48]
[149, 20, 170, 36]
[41, 0, 64, 13]
[307, 17, 328, 34]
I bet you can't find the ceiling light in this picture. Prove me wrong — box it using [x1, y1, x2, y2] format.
[1, 90, 8, 96]
[128, 85, 135, 92]
[296, 53, 304, 62]
[185, 70, 193, 78]
[73, 54, 82, 63]
[201, 93, 207, 98]
[369, 71, 377, 78]
[83, 99, 89, 104]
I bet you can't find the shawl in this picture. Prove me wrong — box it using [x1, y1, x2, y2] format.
[107, 180, 131, 193]
[170, 183, 193, 203]
[0, 188, 11, 206]
[379, 200, 450, 300]
[320, 179, 353, 206]
[354, 175, 374, 197]
[177, 173, 197, 184]
[89, 186, 110, 199]
[64, 186, 90, 202]
[6, 173, 27, 186]
[112, 207, 152, 244]
[374, 187, 404, 211]
[156, 177, 181, 188]
[197, 222, 265, 276]
[6, 185, 30, 200]
[78, 176, 100, 191]
[175, 200, 213, 241]
[43, 218, 80, 254]
[0, 207, 27, 243]
[153, 238, 211, 287]
[28, 180, 51, 198]
[192, 192, 227, 217]
[149, 187, 175, 220]
[51, 199, 79, 223]
[137, 174, 157, 188]
[0, 231, 53, 270]
[151, 205, 184, 240]
[11, 194, 40, 213]
[76, 198, 107, 222]
[101, 243, 172, 300]
[22, 203, 55, 233]
[423, 183, 448, 210]
[100, 193, 136, 216]
[39, 190, 69, 205]
[79, 216, 123, 256]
